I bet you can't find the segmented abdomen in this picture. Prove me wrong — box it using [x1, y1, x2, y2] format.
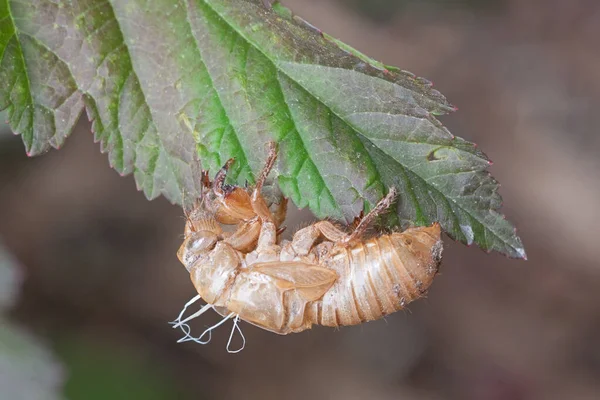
[311, 224, 442, 327]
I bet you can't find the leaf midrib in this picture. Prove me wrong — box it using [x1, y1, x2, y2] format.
[181, 2, 255, 183]
[187, 0, 349, 216]
[275, 73, 344, 217]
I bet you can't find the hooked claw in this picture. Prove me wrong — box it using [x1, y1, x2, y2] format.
[213, 158, 236, 195]
[200, 170, 211, 188]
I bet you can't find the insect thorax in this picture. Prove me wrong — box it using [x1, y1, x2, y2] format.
[189, 242, 240, 305]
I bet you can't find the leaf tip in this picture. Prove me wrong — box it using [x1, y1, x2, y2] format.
[510, 242, 528, 260]
[511, 228, 527, 260]
[519, 249, 528, 260]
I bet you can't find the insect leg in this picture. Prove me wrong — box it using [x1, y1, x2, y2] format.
[201, 170, 211, 189]
[291, 221, 350, 255]
[224, 219, 262, 253]
[249, 143, 284, 252]
[253, 141, 278, 194]
[342, 187, 397, 245]
[213, 158, 236, 195]
[290, 187, 396, 254]
[250, 142, 278, 222]
[256, 220, 279, 254]
[273, 198, 288, 227]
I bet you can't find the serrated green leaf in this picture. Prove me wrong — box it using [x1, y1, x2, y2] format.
[0, 0, 525, 258]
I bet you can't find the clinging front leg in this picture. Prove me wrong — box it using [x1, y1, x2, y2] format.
[341, 187, 397, 245]
[290, 188, 397, 255]
[224, 220, 262, 253]
[252, 142, 281, 254]
[213, 158, 236, 196]
[250, 142, 278, 223]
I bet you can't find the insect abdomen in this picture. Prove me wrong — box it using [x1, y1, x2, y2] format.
[313, 224, 442, 327]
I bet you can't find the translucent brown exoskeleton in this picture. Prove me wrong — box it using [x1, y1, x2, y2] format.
[170, 142, 443, 353]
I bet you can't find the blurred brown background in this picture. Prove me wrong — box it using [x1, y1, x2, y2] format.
[1, 0, 600, 399]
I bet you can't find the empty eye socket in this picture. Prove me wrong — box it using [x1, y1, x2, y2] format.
[187, 231, 218, 253]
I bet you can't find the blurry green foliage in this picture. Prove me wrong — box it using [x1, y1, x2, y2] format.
[0, 243, 67, 400]
[57, 336, 193, 400]
[1, 243, 189, 400]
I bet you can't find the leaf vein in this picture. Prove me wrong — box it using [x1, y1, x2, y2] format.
[182, 2, 253, 180]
